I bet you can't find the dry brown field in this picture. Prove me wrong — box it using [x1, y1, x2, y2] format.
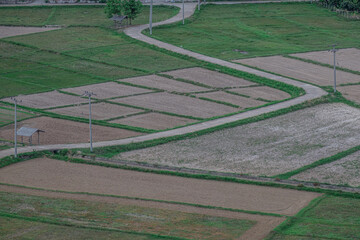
[1, 91, 87, 109]
[337, 85, 360, 104]
[0, 26, 59, 39]
[235, 56, 360, 86]
[48, 102, 144, 120]
[116, 103, 360, 176]
[195, 91, 266, 108]
[228, 86, 291, 101]
[109, 112, 196, 130]
[0, 158, 321, 216]
[62, 82, 153, 99]
[291, 48, 360, 72]
[0, 116, 142, 144]
[163, 67, 256, 88]
[110, 92, 237, 118]
[119, 74, 209, 93]
[291, 151, 360, 187]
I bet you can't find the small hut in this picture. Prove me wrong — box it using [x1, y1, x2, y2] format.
[111, 15, 128, 28]
[17, 127, 45, 145]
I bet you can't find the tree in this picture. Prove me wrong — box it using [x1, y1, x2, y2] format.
[122, 0, 143, 25]
[105, 0, 123, 18]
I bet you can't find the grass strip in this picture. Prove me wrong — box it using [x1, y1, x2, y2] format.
[0, 212, 189, 240]
[274, 145, 360, 180]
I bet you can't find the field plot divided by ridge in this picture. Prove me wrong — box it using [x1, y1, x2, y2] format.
[116, 103, 360, 176]
[109, 112, 197, 130]
[235, 56, 360, 86]
[0, 158, 321, 216]
[291, 151, 360, 187]
[110, 92, 237, 118]
[48, 102, 144, 120]
[0, 117, 142, 144]
[163, 67, 255, 88]
[291, 48, 360, 72]
[228, 86, 291, 101]
[0, 106, 34, 126]
[0, 26, 59, 39]
[337, 85, 360, 104]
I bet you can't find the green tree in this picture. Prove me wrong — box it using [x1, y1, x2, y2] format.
[122, 0, 143, 24]
[105, 0, 123, 18]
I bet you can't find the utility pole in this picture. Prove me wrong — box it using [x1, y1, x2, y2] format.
[149, 0, 153, 35]
[10, 97, 21, 158]
[330, 44, 338, 93]
[82, 91, 96, 152]
[182, 0, 185, 25]
[198, 0, 200, 11]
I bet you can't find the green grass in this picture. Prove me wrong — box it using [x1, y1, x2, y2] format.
[149, 3, 360, 60]
[0, 5, 179, 27]
[0, 191, 255, 240]
[267, 195, 360, 239]
[0, 106, 34, 126]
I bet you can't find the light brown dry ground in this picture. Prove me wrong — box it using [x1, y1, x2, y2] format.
[1, 91, 87, 109]
[195, 91, 266, 108]
[116, 103, 360, 176]
[163, 67, 256, 88]
[337, 85, 360, 104]
[110, 92, 237, 118]
[109, 112, 197, 130]
[291, 151, 360, 187]
[228, 86, 291, 101]
[0, 158, 321, 216]
[0, 116, 142, 144]
[119, 74, 209, 93]
[61, 82, 153, 99]
[0, 26, 59, 39]
[235, 56, 360, 86]
[0, 185, 285, 240]
[291, 48, 360, 72]
[48, 102, 144, 120]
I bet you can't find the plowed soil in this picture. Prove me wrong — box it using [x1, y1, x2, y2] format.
[0, 116, 142, 144]
[235, 56, 360, 86]
[337, 85, 360, 104]
[228, 86, 291, 101]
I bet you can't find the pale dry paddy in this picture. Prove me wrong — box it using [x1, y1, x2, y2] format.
[235, 56, 360, 86]
[292, 151, 360, 187]
[228, 86, 291, 101]
[115, 103, 360, 176]
[291, 48, 360, 72]
[337, 85, 360, 104]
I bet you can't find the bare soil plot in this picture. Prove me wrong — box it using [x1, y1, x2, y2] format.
[291, 151, 360, 187]
[0, 185, 284, 240]
[109, 112, 197, 130]
[1, 91, 87, 109]
[116, 103, 360, 176]
[48, 102, 143, 120]
[119, 74, 209, 93]
[235, 56, 360, 86]
[0, 26, 59, 39]
[337, 85, 360, 104]
[61, 82, 153, 99]
[0, 158, 321, 216]
[229, 86, 291, 101]
[291, 48, 360, 72]
[195, 91, 266, 108]
[163, 67, 255, 88]
[0, 117, 142, 145]
[110, 92, 237, 118]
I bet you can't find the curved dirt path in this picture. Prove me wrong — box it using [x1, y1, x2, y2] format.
[0, 1, 327, 159]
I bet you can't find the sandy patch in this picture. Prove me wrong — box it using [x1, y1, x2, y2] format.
[110, 92, 237, 118]
[109, 112, 197, 130]
[235, 56, 360, 86]
[0, 185, 284, 240]
[0, 158, 321, 216]
[291, 48, 360, 72]
[116, 103, 360, 176]
[1, 91, 87, 109]
[48, 102, 143, 120]
[119, 74, 209, 93]
[61, 82, 153, 99]
[291, 151, 360, 187]
[228, 86, 291, 101]
[163, 67, 255, 88]
[337, 85, 360, 104]
[0, 116, 142, 145]
[0, 26, 59, 39]
[195, 91, 266, 108]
